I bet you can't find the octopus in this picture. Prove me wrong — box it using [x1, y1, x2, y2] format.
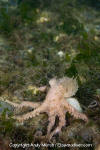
[1, 77, 88, 139]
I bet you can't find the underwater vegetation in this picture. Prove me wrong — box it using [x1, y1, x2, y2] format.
[0, 0, 100, 149]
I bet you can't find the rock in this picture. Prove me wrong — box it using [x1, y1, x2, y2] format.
[0, 101, 13, 115]
[78, 127, 93, 142]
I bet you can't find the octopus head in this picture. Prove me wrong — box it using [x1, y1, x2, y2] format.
[59, 77, 78, 98]
[49, 77, 78, 98]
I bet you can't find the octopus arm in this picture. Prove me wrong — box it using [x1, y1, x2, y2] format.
[49, 112, 66, 139]
[38, 86, 47, 92]
[0, 97, 41, 109]
[15, 101, 42, 109]
[63, 100, 88, 122]
[14, 103, 48, 122]
[47, 115, 55, 135]
[0, 98, 19, 107]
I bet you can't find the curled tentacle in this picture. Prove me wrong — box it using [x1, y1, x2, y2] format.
[63, 100, 88, 122]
